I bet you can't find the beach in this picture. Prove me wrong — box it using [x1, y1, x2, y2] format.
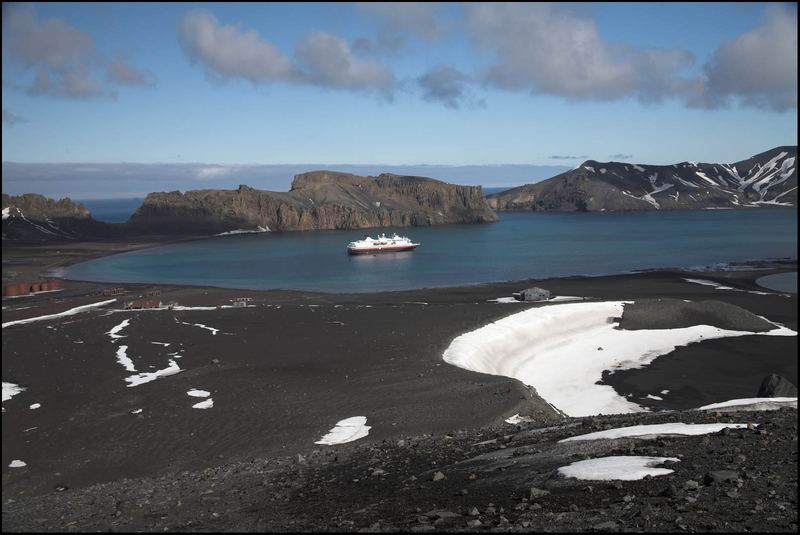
[1, 240, 797, 531]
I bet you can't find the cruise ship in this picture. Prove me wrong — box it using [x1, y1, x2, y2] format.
[346, 233, 419, 255]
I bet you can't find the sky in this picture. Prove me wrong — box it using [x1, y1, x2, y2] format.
[2, 2, 797, 198]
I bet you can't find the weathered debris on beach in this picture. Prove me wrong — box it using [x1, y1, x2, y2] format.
[102, 287, 126, 296]
[513, 287, 551, 302]
[232, 297, 253, 308]
[125, 299, 163, 310]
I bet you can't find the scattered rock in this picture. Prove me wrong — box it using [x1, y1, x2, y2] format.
[432, 471, 446, 482]
[529, 488, 550, 499]
[705, 471, 739, 485]
[683, 480, 700, 491]
[593, 521, 618, 531]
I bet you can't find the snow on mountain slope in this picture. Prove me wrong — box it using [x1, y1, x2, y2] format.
[488, 146, 797, 212]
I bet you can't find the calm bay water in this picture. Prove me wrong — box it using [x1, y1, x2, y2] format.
[64, 209, 798, 293]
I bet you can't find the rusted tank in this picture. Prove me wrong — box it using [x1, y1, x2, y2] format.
[48, 279, 63, 290]
[40, 281, 50, 291]
[4, 282, 29, 297]
[29, 282, 42, 293]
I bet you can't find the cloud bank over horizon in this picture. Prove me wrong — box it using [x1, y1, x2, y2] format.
[1, 162, 571, 200]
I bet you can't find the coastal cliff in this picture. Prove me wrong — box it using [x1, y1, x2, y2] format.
[1, 193, 118, 241]
[487, 146, 797, 212]
[128, 171, 498, 234]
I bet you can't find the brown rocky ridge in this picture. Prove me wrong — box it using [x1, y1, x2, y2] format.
[128, 170, 498, 234]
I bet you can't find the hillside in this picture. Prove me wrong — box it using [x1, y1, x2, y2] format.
[487, 146, 797, 212]
[1, 194, 121, 241]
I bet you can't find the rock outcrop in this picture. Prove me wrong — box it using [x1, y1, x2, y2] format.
[2, 194, 118, 241]
[487, 146, 797, 212]
[757, 374, 798, 398]
[129, 171, 498, 234]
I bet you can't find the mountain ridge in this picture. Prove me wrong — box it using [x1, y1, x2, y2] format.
[487, 146, 797, 212]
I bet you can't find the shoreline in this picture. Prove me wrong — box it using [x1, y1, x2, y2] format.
[4, 234, 795, 295]
[2, 239, 797, 527]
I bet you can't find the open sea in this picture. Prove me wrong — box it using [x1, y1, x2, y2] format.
[63, 209, 798, 293]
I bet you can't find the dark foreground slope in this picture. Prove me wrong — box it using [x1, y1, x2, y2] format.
[3, 407, 796, 532]
[488, 146, 797, 212]
[129, 171, 498, 234]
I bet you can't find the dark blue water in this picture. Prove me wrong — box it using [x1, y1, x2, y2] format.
[78, 198, 143, 223]
[64, 209, 797, 293]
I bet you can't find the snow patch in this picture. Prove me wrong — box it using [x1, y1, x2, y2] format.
[682, 278, 735, 290]
[192, 398, 214, 409]
[315, 416, 371, 445]
[505, 414, 534, 424]
[2, 382, 25, 403]
[29, 403, 41, 410]
[125, 360, 182, 387]
[696, 397, 797, 411]
[215, 226, 269, 236]
[176, 319, 221, 335]
[2, 299, 117, 328]
[488, 297, 525, 304]
[187, 389, 211, 398]
[115, 345, 137, 372]
[560, 422, 749, 442]
[106, 318, 130, 340]
[442, 301, 795, 417]
[558, 456, 678, 481]
[8, 460, 27, 468]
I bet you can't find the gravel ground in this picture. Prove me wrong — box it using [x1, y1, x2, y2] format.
[2, 243, 796, 531]
[3, 407, 796, 532]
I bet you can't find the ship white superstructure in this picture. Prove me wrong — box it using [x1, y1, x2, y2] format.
[346, 233, 419, 254]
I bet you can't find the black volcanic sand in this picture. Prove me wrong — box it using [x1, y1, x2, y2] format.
[1, 242, 797, 530]
[3, 408, 797, 532]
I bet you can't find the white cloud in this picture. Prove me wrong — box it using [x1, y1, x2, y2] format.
[466, 4, 641, 100]
[358, 2, 446, 48]
[464, 3, 796, 112]
[179, 10, 298, 83]
[296, 32, 395, 94]
[2, 109, 26, 126]
[107, 53, 156, 87]
[699, 4, 797, 111]
[2, 5, 153, 99]
[178, 10, 396, 96]
[417, 65, 480, 109]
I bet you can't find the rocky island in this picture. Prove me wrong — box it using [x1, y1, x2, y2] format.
[129, 171, 498, 235]
[2, 171, 498, 241]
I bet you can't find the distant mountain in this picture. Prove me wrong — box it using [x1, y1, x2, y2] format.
[2, 172, 498, 242]
[128, 171, 498, 234]
[487, 146, 797, 212]
[1, 193, 120, 241]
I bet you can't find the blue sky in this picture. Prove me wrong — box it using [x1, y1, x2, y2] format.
[2, 2, 797, 197]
